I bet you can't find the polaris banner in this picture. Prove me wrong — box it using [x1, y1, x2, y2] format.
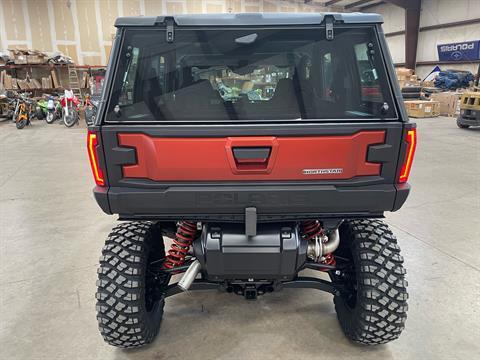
[437, 40, 480, 62]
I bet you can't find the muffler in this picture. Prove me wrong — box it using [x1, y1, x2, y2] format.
[178, 260, 202, 291]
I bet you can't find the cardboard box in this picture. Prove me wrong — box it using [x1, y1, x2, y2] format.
[4, 74, 13, 89]
[41, 77, 48, 89]
[42, 76, 53, 89]
[51, 70, 59, 88]
[422, 80, 435, 87]
[17, 79, 28, 90]
[396, 67, 414, 77]
[26, 50, 47, 64]
[8, 49, 28, 64]
[397, 68, 420, 87]
[31, 79, 42, 89]
[404, 100, 440, 118]
[429, 92, 462, 116]
[27, 55, 44, 64]
[14, 55, 27, 65]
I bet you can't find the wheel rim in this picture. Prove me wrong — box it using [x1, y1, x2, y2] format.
[64, 114, 76, 126]
[342, 261, 358, 309]
[16, 119, 27, 128]
[145, 255, 168, 313]
[334, 252, 358, 310]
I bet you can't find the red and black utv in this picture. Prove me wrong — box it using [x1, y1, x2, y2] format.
[88, 13, 416, 348]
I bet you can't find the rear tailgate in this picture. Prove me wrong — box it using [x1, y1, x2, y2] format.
[95, 122, 408, 221]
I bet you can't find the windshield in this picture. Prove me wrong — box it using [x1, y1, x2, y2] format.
[107, 26, 397, 122]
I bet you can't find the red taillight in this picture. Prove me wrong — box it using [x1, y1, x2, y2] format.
[87, 131, 105, 186]
[398, 128, 417, 183]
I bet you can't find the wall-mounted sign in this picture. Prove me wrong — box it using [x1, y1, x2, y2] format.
[437, 40, 480, 62]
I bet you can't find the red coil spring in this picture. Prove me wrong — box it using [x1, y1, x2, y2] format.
[301, 220, 324, 241]
[301, 220, 336, 266]
[163, 221, 198, 269]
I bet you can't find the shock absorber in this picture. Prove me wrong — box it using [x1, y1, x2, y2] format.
[163, 221, 198, 270]
[300, 220, 337, 266]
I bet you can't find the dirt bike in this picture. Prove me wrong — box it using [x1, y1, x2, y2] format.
[45, 96, 62, 124]
[15, 96, 33, 129]
[35, 98, 48, 120]
[84, 94, 100, 126]
[61, 89, 80, 127]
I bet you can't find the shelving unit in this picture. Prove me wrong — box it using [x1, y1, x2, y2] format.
[0, 63, 107, 96]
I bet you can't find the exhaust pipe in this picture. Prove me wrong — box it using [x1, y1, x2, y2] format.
[322, 229, 340, 255]
[307, 229, 340, 262]
[178, 260, 202, 291]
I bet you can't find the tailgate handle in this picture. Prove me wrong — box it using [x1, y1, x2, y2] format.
[232, 147, 271, 164]
[225, 137, 279, 174]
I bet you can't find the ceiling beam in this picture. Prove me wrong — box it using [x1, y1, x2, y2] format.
[384, 0, 421, 8]
[345, 0, 377, 9]
[325, 0, 343, 6]
[384, 0, 409, 7]
[360, 1, 386, 10]
[403, 0, 421, 70]
[385, 18, 480, 37]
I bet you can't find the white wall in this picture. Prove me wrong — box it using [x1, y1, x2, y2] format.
[368, 0, 480, 78]
[420, 0, 480, 27]
[416, 23, 480, 63]
[372, 2, 405, 33]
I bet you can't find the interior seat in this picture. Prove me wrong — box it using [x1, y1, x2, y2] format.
[174, 79, 227, 120]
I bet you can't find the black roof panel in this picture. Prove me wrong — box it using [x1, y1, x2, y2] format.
[114, 12, 383, 27]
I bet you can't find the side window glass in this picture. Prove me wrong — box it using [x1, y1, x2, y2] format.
[322, 53, 333, 100]
[150, 55, 166, 95]
[354, 42, 383, 102]
[118, 47, 140, 106]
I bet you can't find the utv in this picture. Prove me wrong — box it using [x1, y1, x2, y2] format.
[89, 13, 416, 348]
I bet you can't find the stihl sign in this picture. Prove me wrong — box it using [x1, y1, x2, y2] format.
[437, 40, 480, 61]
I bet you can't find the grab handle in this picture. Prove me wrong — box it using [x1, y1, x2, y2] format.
[226, 137, 278, 174]
[232, 147, 271, 164]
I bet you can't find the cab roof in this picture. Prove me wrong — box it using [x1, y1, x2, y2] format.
[114, 12, 383, 27]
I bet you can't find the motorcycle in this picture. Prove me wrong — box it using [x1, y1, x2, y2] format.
[61, 89, 80, 127]
[0, 93, 14, 122]
[35, 98, 48, 120]
[46, 96, 62, 124]
[15, 95, 34, 129]
[84, 94, 100, 126]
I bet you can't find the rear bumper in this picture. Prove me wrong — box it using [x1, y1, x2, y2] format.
[94, 183, 410, 221]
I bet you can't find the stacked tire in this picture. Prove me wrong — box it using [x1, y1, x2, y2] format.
[401, 86, 422, 100]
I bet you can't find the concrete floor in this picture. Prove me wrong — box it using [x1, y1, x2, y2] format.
[0, 117, 479, 360]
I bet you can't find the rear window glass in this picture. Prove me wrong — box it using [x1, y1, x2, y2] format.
[107, 26, 397, 122]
